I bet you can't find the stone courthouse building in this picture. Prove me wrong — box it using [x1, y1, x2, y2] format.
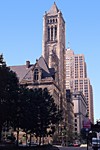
[10, 3, 68, 141]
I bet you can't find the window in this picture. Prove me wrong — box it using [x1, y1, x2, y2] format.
[50, 19, 52, 23]
[75, 119, 77, 122]
[51, 26, 53, 41]
[74, 114, 77, 117]
[48, 26, 50, 41]
[55, 25, 57, 39]
[75, 128, 77, 131]
[34, 69, 39, 80]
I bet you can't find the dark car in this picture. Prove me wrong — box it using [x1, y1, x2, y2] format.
[68, 143, 74, 147]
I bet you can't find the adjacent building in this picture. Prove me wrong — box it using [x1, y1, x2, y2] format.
[66, 90, 74, 141]
[72, 91, 87, 135]
[65, 48, 94, 123]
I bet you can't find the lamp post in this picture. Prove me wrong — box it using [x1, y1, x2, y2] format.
[86, 128, 89, 150]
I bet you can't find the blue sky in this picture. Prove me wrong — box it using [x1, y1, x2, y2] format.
[0, 0, 100, 123]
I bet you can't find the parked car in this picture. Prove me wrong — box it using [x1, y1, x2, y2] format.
[80, 144, 87, 147]
[2, 134, 16, 145]
[73, 143, 80, 147]
[68, 143, 74, 147]
[27, 141, 38, 147]
[73, 140, 81, 147]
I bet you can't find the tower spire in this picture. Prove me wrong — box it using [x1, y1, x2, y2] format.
[47, 2, 59, 14]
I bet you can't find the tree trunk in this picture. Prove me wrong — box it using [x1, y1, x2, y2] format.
[0, 125, 2, 143]
[43, 136, 44, 144]
[16, 129, 19, 146]
[39, 136, 41, 145]
[29, 133, 32, 146]
[25, 132, 28, 146]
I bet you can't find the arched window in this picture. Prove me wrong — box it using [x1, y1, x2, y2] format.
[55, 25, 57, 39]
[48, 26, 50, 41]
[51, 26, 53, 41]
[34, 69, 39, 80]
[50, 19, 52, 23]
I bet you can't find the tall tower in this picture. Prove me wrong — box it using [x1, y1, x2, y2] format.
[42, 2, 66, 102]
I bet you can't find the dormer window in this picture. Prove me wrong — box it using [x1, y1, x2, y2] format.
[34, 69, 39, 80]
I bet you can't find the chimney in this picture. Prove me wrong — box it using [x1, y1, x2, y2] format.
[26, 61, 30, 68]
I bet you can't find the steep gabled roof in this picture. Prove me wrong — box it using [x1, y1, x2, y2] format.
[38, 56, 50, 74]
[10, 64, 34, 82]
[47, 2, 59, 15]
[10, 56, 55, 83]
[37, 56, 55, 78]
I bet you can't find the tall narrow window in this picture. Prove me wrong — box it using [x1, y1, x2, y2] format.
[51, 26, 53, 41]
[34, 69, 39, 80]
[55, 25, 57, 39]
[48, 26, 50, 41]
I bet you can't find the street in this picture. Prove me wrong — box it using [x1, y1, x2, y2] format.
[56, 146, 92, 150]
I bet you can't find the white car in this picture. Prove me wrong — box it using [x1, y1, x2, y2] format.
[80, 144, 87, 147]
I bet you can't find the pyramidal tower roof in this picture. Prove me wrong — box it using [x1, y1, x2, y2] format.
[47, 2, 59, 15]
